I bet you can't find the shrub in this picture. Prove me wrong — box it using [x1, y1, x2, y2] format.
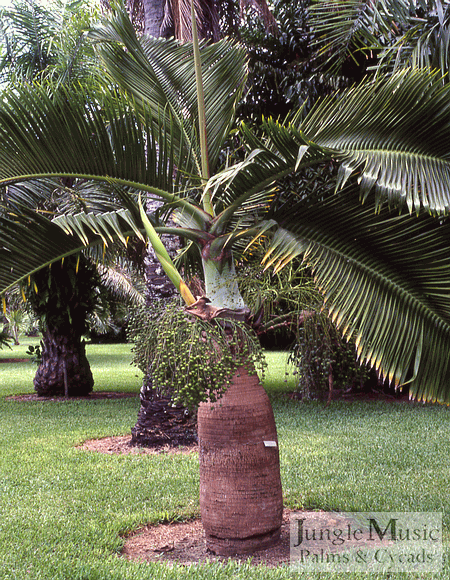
[289, 313, 376, 399]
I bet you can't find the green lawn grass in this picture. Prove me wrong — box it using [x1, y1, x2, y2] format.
[0, 342, 449, 579]
[0, 337, 143, 395]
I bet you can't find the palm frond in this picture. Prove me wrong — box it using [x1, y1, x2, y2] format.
[309, 0, 412, 73]
[0, 0, 59, 82]
[97, 262, 145, 306]
[0, 204, 145, 293]
[300, 68, 450, 215]
[0, 206, 84, 292]
[261, 184, 450, 403]
[378, 7, 450, 79]
[89, 2, 247, 174]
[54, 207, 144, 246]
[206, 119, 328, 235]
[0, 82, 205, 221]
[1, 178, 58, 211]
[0, 0, 97, 86]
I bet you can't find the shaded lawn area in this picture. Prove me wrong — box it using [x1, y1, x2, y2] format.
[0, 337, 144, 396]
[0, 341, 449, 579]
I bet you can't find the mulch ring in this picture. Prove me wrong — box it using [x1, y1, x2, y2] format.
[121, 509, 295, 567]
[77, 434, 198, 456]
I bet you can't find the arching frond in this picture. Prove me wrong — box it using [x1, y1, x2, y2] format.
[0, 84, 160, 188]
[379, 7, 450, 80]
[309, 0, 450, 81]
[0, 207, 84, 292]
[0, 0, 98, 86]
[96, 261, 145, 306]
[0, 205, 144, 293]
[89, 3, 247, 175]
[308, 0, 412, 73]
[0, 82, 209, 228]
[260, 185, 450, 403]
[301, 69, 450, 215]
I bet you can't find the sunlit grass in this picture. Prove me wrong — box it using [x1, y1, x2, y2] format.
[0, 337, 143, 396]
[0, 346, 449, 578]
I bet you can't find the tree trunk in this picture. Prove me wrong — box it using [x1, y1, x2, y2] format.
[132, 394, 197, 447]
[34, 326, 94, 397]
[197, 365, 283, 555]
[131, 205, 197, 447]
[142, 0, 173, 37]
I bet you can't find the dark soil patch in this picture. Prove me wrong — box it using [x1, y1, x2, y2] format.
[0, 358, 30, 363]
[131, 397, 198, 449]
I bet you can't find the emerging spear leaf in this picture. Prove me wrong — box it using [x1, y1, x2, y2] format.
[138, 196, 195, 305]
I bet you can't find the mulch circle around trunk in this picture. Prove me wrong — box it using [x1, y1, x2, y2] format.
[77, 434, 198, 455]
[121, 509, 295, 567]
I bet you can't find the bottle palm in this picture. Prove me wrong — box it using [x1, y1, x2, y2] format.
[2, 1, 450, 551]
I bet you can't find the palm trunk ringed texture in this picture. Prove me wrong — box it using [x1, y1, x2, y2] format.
[197, 365, 283, 555]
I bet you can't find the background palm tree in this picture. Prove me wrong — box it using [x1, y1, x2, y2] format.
[0, 0, 98, 85]
[117, 0, 277, 39]
[24, 254, 99, 397]
[1, 1, 450, 553]
[0, 0, 138, 397]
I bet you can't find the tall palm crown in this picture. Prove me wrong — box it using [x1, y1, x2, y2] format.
[1, 2, 450, 404]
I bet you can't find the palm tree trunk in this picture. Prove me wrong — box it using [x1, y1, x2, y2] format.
[131, 223, 197, 447]
[197, 365, 283, 555]
[142, 0, 173, 37]
[34, 326, 94, 397]
[130, 249, 197, 447]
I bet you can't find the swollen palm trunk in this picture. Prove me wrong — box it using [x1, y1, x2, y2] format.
[34, 327, 94, 397]
[198, 366, 283, 555]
